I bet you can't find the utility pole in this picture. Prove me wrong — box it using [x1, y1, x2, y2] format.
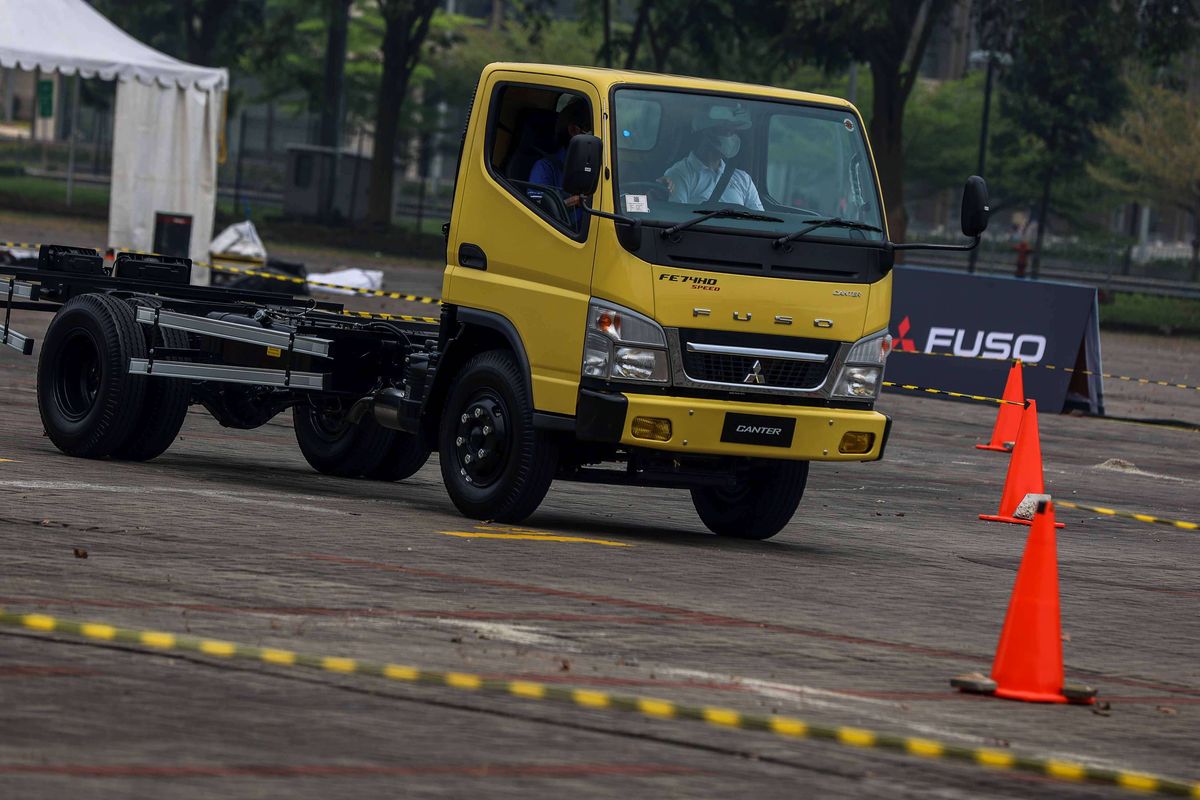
[318, 0, 352, 222]
[602, 0, 612, 68]
[967, 55, 994, 274]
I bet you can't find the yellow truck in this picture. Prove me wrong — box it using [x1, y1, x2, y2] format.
[4, 63, 988, 539]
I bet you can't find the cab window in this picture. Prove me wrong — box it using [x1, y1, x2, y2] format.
[487, 84, 593, 238]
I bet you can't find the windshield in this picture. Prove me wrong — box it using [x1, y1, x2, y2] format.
[612, 88, 884, 241]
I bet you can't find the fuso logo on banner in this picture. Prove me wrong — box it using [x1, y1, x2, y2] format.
[892, 315, 1047, 362]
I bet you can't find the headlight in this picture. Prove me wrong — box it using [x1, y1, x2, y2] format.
[831, 331, 891, 399]
[833, 365, 881, 398]
[613, 347, 669, 381]
[582, 299, 669, 383]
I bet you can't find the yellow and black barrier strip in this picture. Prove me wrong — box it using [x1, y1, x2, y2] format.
[882, 381, 1023, 406]
[2, 241, 444, 307]
[205, 262, 443, 305]
[892, 350, 1200, 393]
[1056, 500, 1198, 532]
[2, 610, 1196, 797]
[339, 309, 439, 324]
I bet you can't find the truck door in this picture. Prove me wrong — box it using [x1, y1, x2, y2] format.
[446, 72, 601, 417]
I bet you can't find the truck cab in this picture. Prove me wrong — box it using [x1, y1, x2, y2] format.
[437, 64, 903, 538]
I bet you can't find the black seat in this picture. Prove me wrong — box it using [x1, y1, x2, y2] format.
[504, 108, 558, 182]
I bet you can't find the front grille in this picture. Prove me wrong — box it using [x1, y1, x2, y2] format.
[677, 329, 837, 390]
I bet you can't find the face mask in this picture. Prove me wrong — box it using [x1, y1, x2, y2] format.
[710, 133, 740, 160]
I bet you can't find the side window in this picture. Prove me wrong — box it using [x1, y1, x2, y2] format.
[486, 84, 593, 238]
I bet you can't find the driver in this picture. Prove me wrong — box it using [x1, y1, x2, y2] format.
[659, 105, 763, 211]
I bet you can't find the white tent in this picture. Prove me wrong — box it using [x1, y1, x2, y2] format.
[0, 0, 227, 282]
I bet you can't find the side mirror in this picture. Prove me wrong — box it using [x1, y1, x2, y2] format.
[563, 134, 602, 197]
[961, 175, 989, 238]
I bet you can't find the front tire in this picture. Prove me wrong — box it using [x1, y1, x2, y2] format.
[690, 460, 809, 540]
[439, 350, 557, 522]
[37, 294, 147, 458]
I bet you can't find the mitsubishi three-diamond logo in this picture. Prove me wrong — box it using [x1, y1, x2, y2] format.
[743, 359, 766, 384]
[894, 316, 918, 352]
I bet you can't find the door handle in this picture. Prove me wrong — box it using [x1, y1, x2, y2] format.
[458, 242, 487, 271]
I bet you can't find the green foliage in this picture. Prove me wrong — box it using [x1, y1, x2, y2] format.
[1100, 293, 1200, 336]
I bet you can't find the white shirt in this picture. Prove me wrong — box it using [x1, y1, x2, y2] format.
[664, 152, 763, 211]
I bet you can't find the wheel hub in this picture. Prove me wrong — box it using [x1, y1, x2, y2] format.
[455, 392, 507, 487]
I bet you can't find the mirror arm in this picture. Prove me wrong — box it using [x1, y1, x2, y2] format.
[580, 199, 640, 227]
[890, 236, 980, 253]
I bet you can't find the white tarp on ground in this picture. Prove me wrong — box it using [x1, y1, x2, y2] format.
[306, 268, 384, 295]
[0, 0, 227, 279]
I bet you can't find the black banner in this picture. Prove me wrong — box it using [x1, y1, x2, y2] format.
[886, 266, 1104, 414]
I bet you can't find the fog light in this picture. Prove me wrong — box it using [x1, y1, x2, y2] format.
[838, 431, 875, 454]
[631, 416, 672, 442]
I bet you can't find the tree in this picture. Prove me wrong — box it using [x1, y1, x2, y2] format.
[1000, 0, 1197, 277]
[767, 1, 953, 243]
[365, 0, 441, 227]
[1093, 83, 1200, 280]
[90, 0, 265, 68]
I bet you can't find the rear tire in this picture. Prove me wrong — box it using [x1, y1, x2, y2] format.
[439, 350, 557, 522]
[364, 433, 430, 481]
[111, 299, 191, 461]
[37, 293, 147, 458]
[293, 402, 397, 477]
[690, 460, 809, 540]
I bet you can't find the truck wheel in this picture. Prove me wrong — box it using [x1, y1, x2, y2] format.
[37, 293, 147, 458]
[439, 350, 557, 522]
[112, 300, 191, 461]
[690, 461, 809, 540]
[292, 402, 397, 477]
[365, 433, 430, 481]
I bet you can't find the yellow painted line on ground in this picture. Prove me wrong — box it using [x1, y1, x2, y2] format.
[2, 609, 1196, 798]
[439, 530, 632, 547]
[0, 458, 16, 463]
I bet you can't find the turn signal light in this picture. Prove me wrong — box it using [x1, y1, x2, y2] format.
[631, 416, 672, 442]
[838, 431, 875, 454]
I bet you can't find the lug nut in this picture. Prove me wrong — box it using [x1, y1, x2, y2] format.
[461, 413, 469, 422]
[456, 436, 464, 446]
[477, 448, 486, 458]
[464, 454, 472, 464]
[482, 425, 491, 435]
[474, 407, 483, 418]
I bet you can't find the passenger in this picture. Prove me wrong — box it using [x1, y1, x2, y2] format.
[528, 97, 593, 221]
[659, 105, 763, 210]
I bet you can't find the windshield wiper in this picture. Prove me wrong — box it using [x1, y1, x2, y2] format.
[773, 217, 883, 248]
[662, 208, 784, 238]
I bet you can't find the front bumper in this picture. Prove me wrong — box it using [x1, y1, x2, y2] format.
[576, 389, 891, 462]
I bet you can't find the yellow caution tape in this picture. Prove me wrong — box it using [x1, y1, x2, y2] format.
[892, 350, 1200, 393]
[2, 241, 443, 307]
[207, 262, 443, 305]
[2, 609, 1196, 797]
[881, 382, 1024, 406]
[1056, 500, 1198, 531]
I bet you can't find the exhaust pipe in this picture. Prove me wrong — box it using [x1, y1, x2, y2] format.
[372, 387, 412, 431]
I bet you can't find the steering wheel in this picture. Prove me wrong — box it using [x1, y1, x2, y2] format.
[620, 181, 671, 201]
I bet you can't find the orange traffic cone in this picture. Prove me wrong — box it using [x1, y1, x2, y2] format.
[952, 500, 1096, 704]
[979, 399, 1064, 528]
[977, 361, 1024, 452]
